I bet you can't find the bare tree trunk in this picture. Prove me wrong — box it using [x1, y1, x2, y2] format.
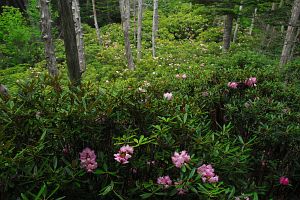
[72, 0, 86, 73]
[249, 7, 257, 35]
[39, 0, 58, 77]
[233, 2, 243, 43]
[152, 0, 158, 57]
[289, 28, 300, 60]
[58, 0, 81, 85]
[279, 0, 285, 33]
[137, 0, 143, 61]
[280, 0, 300, 67]
[92, 0, 102, 46]
[119, 0, 135, 70]
[223, 13, 234, 52]
[133, 0, 137, 45]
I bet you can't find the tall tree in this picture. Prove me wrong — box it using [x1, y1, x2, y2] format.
[223, 4, 234, 51]
[119, 0, 135, 70]
[72, 0, 86, 73]
[152, 0, 158, 57]
[58, 0, 82, 85]
[137, 0, 143, 61]
[39, 0, 58, 77]
[92, 0, 102, 46]
[233, 1, 243, 43]
[133, 0, 137, 44]
[249, 7, 257, 35]
[280, 0, 300, 66]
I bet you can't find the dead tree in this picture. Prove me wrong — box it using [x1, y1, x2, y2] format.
[39, 0, 58, 77]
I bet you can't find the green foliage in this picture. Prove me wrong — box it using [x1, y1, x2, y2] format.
[1, 0, 300, 199]
[0, 6, 42, 68]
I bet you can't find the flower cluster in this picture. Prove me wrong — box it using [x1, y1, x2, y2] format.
[171, 150, 190, 168]
[163, 92, 173, 100]
[228, 82, 238, 89]
[279, 176, 289, 185]
[227, 77, 257, 89]
[244, 77, 257, 87]
[157, 176, 172, 188]
[175, 74, 187, 79]
[114, 145, 134, 164]
[79, 147, 98, 173]
[197, 164, 219, 183]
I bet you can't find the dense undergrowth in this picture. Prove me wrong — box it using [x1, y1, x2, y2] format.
[1, 2, 300, 200]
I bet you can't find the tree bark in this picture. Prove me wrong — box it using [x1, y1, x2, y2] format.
[279, 0, 285, 33]
[39, 0, 58, 77]
[137, 0, 143, 61]
[280, 0, 300, 67]
[249, 7, 257, 35]
[289, 27, 300, 60]
[92, 0, 102, 46]
[72, 0, 86, 73]
[233, 2, 243, 43]
[58, 0, 81, 85]
[152, 0, 158, 57]
[133, 0, 137, 45]
[223, 13, 234, 52]
[119, 0, 135, 70]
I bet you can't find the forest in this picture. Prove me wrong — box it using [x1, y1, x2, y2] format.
[0, 0, 300, 199]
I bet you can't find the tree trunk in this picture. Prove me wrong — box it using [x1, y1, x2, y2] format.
[92, 0, 102, 46]
[279, 0, 285, 33]
[137, 0, 143, 61]
[152, 0, 158, 57]
[249, 7, 257, 35]
[72, 0, 86, 73]
[233, 2, 243, 43]
[39, 0, 58, 77]
[289, 27, 300, 60]
[133, 0, 137, 45]
[223, 13, 234, 51]
[58, 0, 81, 85]
[280, 0, 300, 67]
[119, 0, 135, 70]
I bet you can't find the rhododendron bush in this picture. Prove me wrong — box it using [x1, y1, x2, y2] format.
[1, 28, 300, 199]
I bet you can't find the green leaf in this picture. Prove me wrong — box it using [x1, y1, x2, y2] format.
[34, 183, 46, 200]
[99, 182, 114, 196]
[183, 113, 188, 124]
[253, 192, 258, 200]
[21, 193, 29, 200]
[113, 190, 125, 200]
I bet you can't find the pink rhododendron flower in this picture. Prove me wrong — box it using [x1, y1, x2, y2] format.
[245, 77, 257, 87]
[114, 152, 132, 164]
[228, 82, 238, 89]
[163, 92, 173, 100]
[197, 164, 219, 183]
[157, 176, 172, 188]
[182, 74, 187, 79]
[171, 150, 190, 168]
[79, 147, 98, 173]
[279, 176, 289, 185]
[120, 145, 134, 154]
[114, 145, 134, 164]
